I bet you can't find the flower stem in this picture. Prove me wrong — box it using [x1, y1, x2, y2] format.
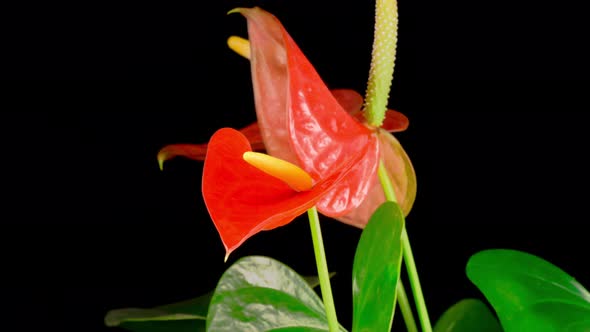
[364, 0, 398, 127]
[307, 206, 339, 332]
[397, 280, 419, 332]
[378, 160, 432, 332]
[401, 227, 432, 332]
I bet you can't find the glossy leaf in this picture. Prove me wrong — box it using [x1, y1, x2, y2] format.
[104, 291, 212, 332]
[303, 272, 337, 290]
[433, 298, 502, 332]
[104, 274, 331, 332]
[466, 249, 590, 332]
[206, 256, 347, 332]
[264, 328, 329, 332]
[352, 201, 404, 331]
[202, 127, 372, 258]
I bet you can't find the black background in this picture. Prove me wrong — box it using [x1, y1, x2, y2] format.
[2, 0, 589, 331]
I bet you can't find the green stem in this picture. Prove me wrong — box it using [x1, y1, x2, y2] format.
[364, 0, 398, 127]
[397, 280, 419, 332]
[378, 160, 432, 332]
[401, 228, 432, 332]
[377, 159, 398, 204]
[307, 206, 339, 332]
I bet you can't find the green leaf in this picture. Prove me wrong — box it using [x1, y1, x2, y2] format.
[206, 256, 346, 332]
[110, 319, 206, 332]
[104, 273, 331, 332]
[351, 201, 404, 332]
[303, 272, 336, 290]
[433, 298, 503, 332]
[266, 328, 329, 332]
[466, 249, 590, 332]
[104, 291, 212, 332]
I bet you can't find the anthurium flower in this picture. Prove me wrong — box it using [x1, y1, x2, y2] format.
[159, 7, 416, 228]
[229, 7, 416, 227]
[202, 127, 376, 258]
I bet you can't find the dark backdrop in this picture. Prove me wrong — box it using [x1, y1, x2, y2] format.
[2, 0, 589, 331]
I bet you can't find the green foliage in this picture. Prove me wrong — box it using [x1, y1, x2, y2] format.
[352, 201, 404, 331]
[105, 273, 332, 332]
[206, 256, 346, 331]
[467, 249, 590, 332]
[104, 291, 212, 332]
[433, 298, 502, 332]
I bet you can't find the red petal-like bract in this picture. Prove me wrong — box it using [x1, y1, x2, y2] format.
[336, 130, 416, 227]
[331, 89, 409, 133]
[202, 128, 375, 257]
[157, 143, 209, 164]
[239, 7, 379, 217]
[157, 123, 265, 166]
[381, 110, 409, 133]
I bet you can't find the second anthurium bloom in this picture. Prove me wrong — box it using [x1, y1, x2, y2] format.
[226, 7, 416, 227]
[159, 6, 416, 250]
